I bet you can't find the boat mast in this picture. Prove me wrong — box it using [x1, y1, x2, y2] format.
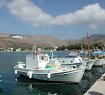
[50, 50, 54, 59]
[33, 42, 37, 54]
[86, 32, 90, 57]
[81, 45, 84, 52]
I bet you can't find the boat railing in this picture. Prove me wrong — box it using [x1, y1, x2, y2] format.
[17, 61, 25, 64]
[17, 61, 25, 68]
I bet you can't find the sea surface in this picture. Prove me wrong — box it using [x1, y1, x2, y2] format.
[0, 51, 105, 95]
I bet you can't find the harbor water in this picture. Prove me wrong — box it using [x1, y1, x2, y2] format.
[0, 51, 105, 95]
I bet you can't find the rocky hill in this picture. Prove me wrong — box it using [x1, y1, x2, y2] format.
[79, 34, 105, 45]
[0, 33, 66, 49]
[0, 33, 105, 50]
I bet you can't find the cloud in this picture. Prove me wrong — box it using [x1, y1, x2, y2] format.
[53, 3, 105, 26]
[0, 0, 11, 7]
[89, 24, 99, 30]
[6, 0, 105, 27]
[8, 0, 54, 26]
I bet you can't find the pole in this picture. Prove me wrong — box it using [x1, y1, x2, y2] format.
[87, 32, 90, 57]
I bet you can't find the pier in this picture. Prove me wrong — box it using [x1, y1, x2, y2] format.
[84, 73, 105, 95]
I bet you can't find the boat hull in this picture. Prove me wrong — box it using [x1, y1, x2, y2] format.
[85, 60, 94, 70]
[93, 59, 105, 66]
[15, 68, 85, 83]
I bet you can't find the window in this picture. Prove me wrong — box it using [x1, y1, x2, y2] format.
[39, 56, 48, 62]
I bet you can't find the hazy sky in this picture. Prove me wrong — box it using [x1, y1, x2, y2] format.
[0, 0, 105, 39]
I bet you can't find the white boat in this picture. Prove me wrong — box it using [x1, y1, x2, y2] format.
[56, 52, 86, 71]
[93, 57, 105, 66]
[14, 53, 85, 83]
[83, 59, 94, 70]
[60, 52, 82, 63]
[58, 52, 93, 71]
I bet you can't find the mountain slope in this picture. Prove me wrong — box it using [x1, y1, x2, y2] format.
[0, 33, 105, 49]
[0, 33, 66, 49]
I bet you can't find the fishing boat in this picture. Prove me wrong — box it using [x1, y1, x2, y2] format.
[90, 49, 105, 66]
[49, 52, 86, 71]
[93, 57, 105, 66]
[14, 51, 85, 83]
[82, 58, 94, 70]
[61, 52, 94, 71]
[79, 32, 95, 70]
[60, 52, 84, 67]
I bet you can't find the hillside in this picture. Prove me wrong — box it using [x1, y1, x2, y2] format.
[90, 34, 105, 40]
[63, 34, 105, 49]
[0, 33, 66, 49]
[0, 33, 105, 50]
[79, 34, 105, 45]
[24, 34, 66, 47]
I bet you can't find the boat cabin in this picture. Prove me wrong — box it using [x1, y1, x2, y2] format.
[26, 54, 49, 70]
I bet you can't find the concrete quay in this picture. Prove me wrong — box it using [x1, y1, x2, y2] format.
[84, 73, 105, 95]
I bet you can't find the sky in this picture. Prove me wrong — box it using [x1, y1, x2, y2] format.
[0, 0, 105, 39]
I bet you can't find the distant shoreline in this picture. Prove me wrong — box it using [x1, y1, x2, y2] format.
[0, 50, 80, 53]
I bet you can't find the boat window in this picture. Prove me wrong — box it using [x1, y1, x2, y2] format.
[39, 56, 48, 62]
[41, 56, 44, 60]
[68, 55, 76, 58]
[71, 60, 73, 63]
[62, 60, 65, 63]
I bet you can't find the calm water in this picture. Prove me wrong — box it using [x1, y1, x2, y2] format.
[0, 51, 104, 95]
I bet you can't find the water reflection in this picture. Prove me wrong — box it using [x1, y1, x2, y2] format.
[92, 67, 104, 75]
[26, 83, 82, 95]
[80, 66, 105, 93]
[0, 88, 3, 94]
[16, 75, 83, 95]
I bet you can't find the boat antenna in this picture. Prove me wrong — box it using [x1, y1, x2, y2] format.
[33, 42, 37, 54]
[81, 45, 84, 51]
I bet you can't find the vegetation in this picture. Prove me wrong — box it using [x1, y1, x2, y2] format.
[57, 42, 105, 51]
